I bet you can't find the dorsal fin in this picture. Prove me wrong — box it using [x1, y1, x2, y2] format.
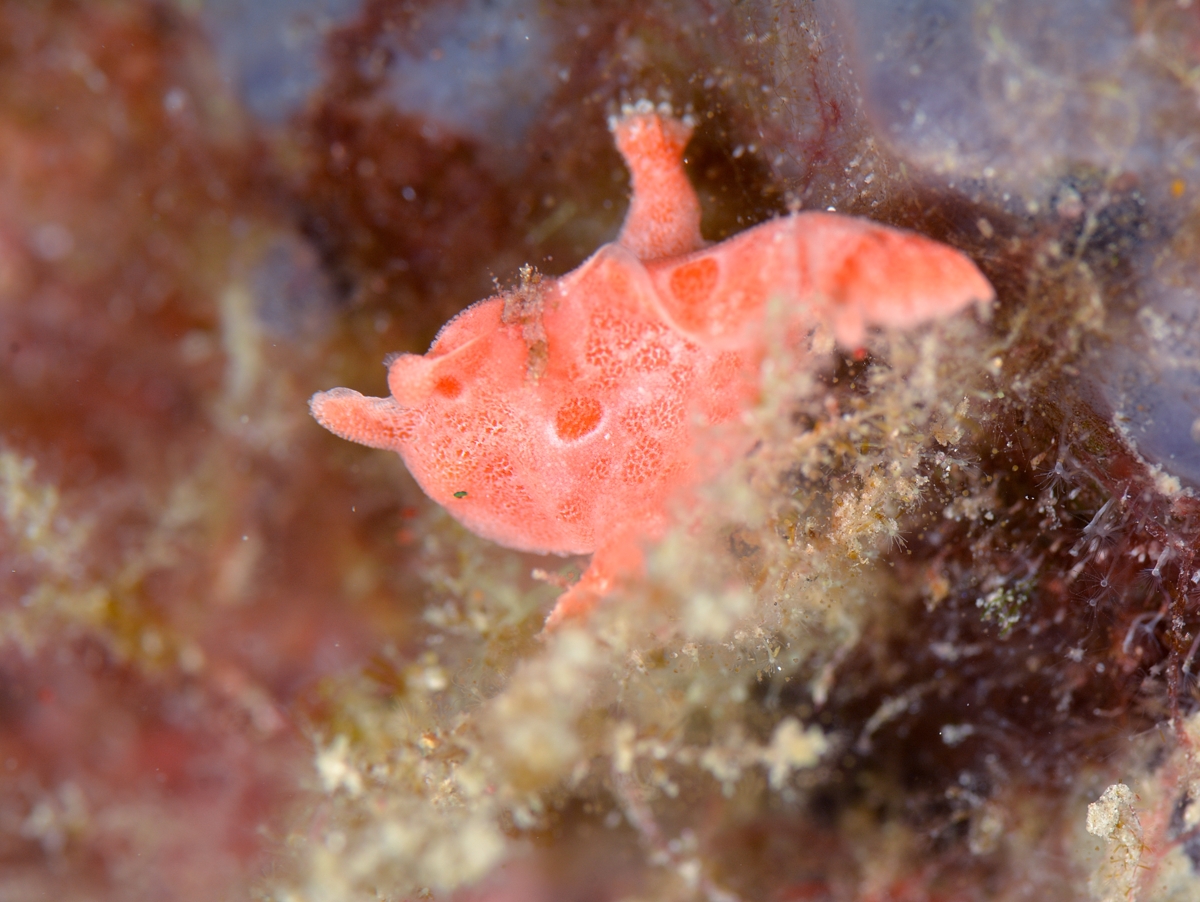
[610, 103, 705, 261]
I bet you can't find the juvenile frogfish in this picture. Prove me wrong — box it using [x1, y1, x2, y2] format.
[311, 101, 994, 628]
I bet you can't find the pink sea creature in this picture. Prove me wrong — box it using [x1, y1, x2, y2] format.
[311, 102, 994, 628]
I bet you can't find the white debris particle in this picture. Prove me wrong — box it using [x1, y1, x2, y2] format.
[940, 723, 975, 746]
[423, 666, 448, 691]
[762, 718, 828, 790]
[316, 734, 363, 797]
[1086, 783, 1143, 902]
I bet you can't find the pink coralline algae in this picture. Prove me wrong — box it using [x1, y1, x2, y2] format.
[310, 103, 993, 627]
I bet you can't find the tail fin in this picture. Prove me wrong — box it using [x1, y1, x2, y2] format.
[797, 213, 993, 348]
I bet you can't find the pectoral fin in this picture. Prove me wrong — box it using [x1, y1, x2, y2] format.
[310, 388, 416, 452]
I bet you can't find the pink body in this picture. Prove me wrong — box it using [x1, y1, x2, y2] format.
[311, 106, 994, 626]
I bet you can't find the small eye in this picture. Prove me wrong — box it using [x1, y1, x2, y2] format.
[434, 375, 463, 398]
